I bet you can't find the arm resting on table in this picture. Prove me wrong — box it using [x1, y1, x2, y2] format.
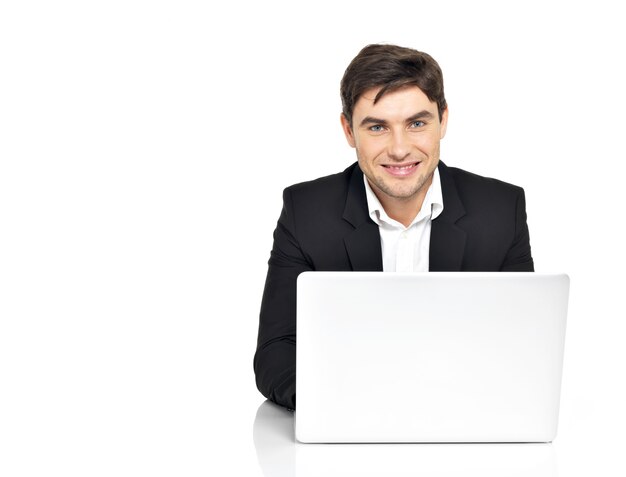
[254, 188, 312, 410]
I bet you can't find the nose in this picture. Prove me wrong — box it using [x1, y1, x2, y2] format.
[387, 129, 411, 161]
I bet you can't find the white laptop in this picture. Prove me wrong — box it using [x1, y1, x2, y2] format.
[295, 272, 569, 443]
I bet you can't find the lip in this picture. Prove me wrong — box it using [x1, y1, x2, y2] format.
[381, 161, 420, 177]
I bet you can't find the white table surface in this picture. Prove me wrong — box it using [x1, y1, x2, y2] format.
[2, 333, 624, 477]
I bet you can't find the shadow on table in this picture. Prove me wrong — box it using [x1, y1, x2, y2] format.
[253, 400, 559, 477]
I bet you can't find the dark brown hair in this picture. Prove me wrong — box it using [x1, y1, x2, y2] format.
[340, 44, 447, 126]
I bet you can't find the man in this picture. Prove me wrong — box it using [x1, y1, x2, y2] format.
[254, 44, 533, 410]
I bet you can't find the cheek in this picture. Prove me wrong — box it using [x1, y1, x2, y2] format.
[356, 137, 385, 160]
[414, 135, 439, 153]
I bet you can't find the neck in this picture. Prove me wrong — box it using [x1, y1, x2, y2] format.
[373, 176, 433, 228]
[378, 197, 424, 228]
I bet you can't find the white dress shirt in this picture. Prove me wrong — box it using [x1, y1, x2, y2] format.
[363, 168, 444, 272]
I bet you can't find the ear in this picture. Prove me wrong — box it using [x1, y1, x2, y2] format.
[340, 113, 356, 148]
[440, 107, 449, 139]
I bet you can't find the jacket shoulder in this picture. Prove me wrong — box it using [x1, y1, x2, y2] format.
[286, 163, 356, 194]
[283, 163, 358, 210]
[444, 164, 525, 199]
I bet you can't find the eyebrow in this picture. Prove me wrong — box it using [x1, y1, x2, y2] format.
[359, 110, 434, 128]
[406, 110, 434, 122]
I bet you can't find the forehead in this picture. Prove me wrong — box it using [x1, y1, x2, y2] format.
[353, 86, 437, 120]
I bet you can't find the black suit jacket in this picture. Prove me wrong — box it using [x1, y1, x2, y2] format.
[254, 161, 534, 410]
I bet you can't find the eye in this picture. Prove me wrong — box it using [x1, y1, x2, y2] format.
[409, 120, 425, 128]
[369, 125, 384, 132]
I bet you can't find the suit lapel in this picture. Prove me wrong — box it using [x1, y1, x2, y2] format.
[341, 162, 467, 272]
[342, 165, 383, 271]
[429, 162, 467, 271]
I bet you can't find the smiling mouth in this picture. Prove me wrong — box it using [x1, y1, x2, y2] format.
[382, 162, 420, 176]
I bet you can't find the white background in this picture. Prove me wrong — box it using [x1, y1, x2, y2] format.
[1, 1, 624, 475]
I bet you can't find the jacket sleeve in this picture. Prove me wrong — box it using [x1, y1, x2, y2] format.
[253, 187, 312, 410]
[501, 188, 534, 271]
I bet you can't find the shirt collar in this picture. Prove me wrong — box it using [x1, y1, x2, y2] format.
[363, 166, 444, 228]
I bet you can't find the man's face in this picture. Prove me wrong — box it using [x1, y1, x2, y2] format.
[341, 86, 448, 208]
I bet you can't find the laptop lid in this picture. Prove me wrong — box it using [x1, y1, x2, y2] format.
[295, 272, 569, 443]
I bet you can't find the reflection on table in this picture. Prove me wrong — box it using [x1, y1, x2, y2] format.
[253, 400, 559, 477]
